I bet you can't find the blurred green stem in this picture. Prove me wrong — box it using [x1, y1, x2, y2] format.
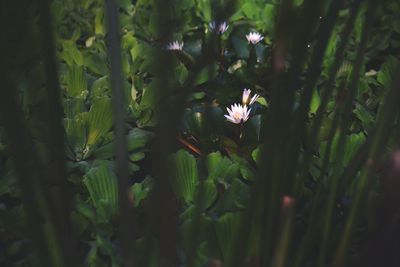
[297, 0, 363, 194]
[333, 66, 400, 267]
[104, 0, 136, 265]
[318, 1, 377, 266]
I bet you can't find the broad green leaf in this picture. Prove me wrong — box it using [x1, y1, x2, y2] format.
[86, 97, 113, 148]
[92, 128, 154, 159]
[193, 63, 219, 85]
[215, 212, 242, 262]
[232, 34, 249, 58]
[206, 152, 235, 182]
[83, 52, 109, 76]
[91, 76, 109, 98]
[63, 98, 85, 119]
[61, 40, 84, 66]
[320, 132, 366, 167]
[64, 113, 88, 160]
[65, 65, 88, 99]
[251, 145, 263, 166]
[131, 181, 150, 208]
[213, 178, 249, 212]
[129, 152, 145, 162]
[196, 0, 211, 21]
[196, 180, 218, 209]
[256, 97, 268, 107]
[354, 102, 375, 129]
[232, 155, 256, 181]
[83, 164, 118, 218]
[169, 150, 198, 203]
[377, 55, 400, 89]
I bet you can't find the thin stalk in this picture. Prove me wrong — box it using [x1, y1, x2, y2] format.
[260, 1, 326, 265]
[337, 134, 371, 193]
[38, 0, 77, 265]
[285, 0, 342, 195]
[292, 105, 341, 267]
[140, 0, 189, 265]
[296, 0, 363, 193]
[104, 0, 136, 266]
[229, 1, 325, 266]
[0, 2, 66, 266]
[333, 66, 400, 267]
[317, 2, 376, 265]
[271, 198, 296, 267]
[0, 82, 55, 267]
[186, 104, 212, 267]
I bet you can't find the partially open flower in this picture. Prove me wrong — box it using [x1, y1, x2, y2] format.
[246, 32, 264, 44]
[242, 88, 260, 105]
[224, 103, 251, 124]
[209, 21, 229, 34]
[166, 41, 184, 51]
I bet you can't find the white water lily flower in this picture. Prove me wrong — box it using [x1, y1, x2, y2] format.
[209, 21, 229, 34]
[246, 32, 264, 44]
[224, 103, 251, 124]
[242, 88, 260, 105]
[166, 41, 184, 51]
[249, 94, 259, 105]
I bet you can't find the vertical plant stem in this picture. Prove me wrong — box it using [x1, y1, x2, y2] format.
[37, 0, 77, 265]
[0, 81, 54, 267]
[333, 67, 400, 267]
[292, 105, 341, 267]
[140, 1, 181, 266]
[260, 1, 325, 265]
[285, 0, 342, 195]
[271, 199, 295, 267]
[0, 2, 69, 266]
[297, 0, 363, 193]
[317, 2, 377, 265]
[104, 0, 135, 266]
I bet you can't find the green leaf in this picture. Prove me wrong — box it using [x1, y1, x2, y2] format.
[61, 40, 84, 66]
[310, 90, 320, 114]
[377, 55, 400, 89]
[251, 145, 263, 166]
[139, 79, 162, 109]
[63, 98, 85, 118]
[354, 102, 375, 129]
[196, 0, 211, 21]
[196, 180, 217, 209]
[86, 97, 113, 148]
[262, 4, 276, 33]
[206, 152, 237, 182]
[232, 34, 249, 59]
[320, 132, 366, 167]
[131, 177, 152, 208]
[94, 8, 105, 36]
[193, 63, 219, 85]
[92, 128, 154, 159]
[64, 113, 88, 160]
[83, 52, 109, 76]
[215, 212, 242, 262]
[169, 150, 198, 203]
[91, 76, 110, 98]
[129, 152, 145, 162]
[65, 65, 88, 99]
[256, 97, 268, 107]
[213, 178, 249, 213]
[83, 164, 118, 218]
[232, 155, 256, 181]
[242, 2, 260, 19]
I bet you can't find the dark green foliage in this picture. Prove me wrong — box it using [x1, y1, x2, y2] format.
[1, 0, 400, 266]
